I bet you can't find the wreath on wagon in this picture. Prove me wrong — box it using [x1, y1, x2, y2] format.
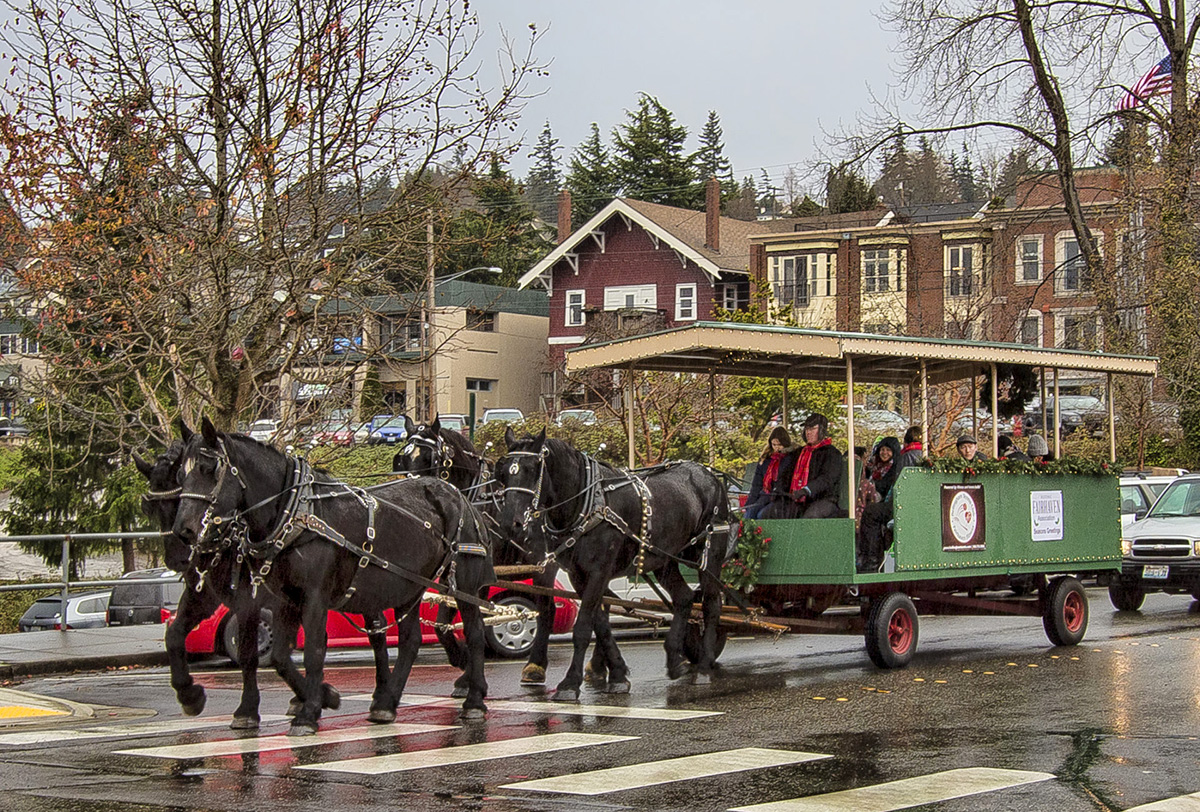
[722, 518, 772, 592]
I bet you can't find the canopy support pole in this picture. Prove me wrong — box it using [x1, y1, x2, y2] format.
[971, 374, 978, 437]
[1107, 372, 1117, 464]
[846, 355, 856, 505]
[782, 374, 789, 431]
[921, 360, 929, 458]
[990, 363, 1000, 458]
[708, 372, 716, 466]
[625, 368, 635, 469]
[1040, 367, 1048, 437]
[1053, 369, 1061, 459]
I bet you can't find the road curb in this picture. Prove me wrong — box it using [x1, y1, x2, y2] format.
[0, 650, 170, 680]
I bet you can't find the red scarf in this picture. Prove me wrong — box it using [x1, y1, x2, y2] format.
[901, 441, 923, 456]
[790, 438, 832, 491]
[762, 453, 783, 492]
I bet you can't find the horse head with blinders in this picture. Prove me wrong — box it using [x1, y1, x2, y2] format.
[494, 426, 551, 539]
[393, 416, 452, 479]
[132, 430, 191, 573]
[173, 418, 258, 553]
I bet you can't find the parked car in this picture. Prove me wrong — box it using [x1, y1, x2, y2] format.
[367, 415, 408, 445]
[309, 420, 354, 447]
[1119, 470, 1180, 529]
[856, 409, 909, 437]
[556, 408, 597, 426]
[1023, 395, 1107, 436]
[1109, 474, 1200, 611]
[18, 590, 111, 632]
[0, 417, 30, 439]
[246, 419, 279, 443]
[481, 408, 524, 425]
[183, 580, 578, 663]
[437, 414, 469, 435]
[107, 568, 186, 626]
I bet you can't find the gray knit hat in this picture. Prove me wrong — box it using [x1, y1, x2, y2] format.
[1027, 434, 1049, 457]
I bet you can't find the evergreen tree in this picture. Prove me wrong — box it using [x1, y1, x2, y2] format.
[612, 94, 697, 208]
[442, 156, 552, 286]
[725, 175, 759, 221]
[874, 133, 913, 208]
[1104, 120, 1151, 170]
[525, 121, 561, 223]
[909, 136, 957, 204]
[564, 123, 620, 227]
[951, 142, 980, 203]
[758, 169, 782, 219]
[691, 110, 735, 198]
[994, 147, 1039, 200]
[790, 196, 825, 217]
[825, 167, 878, 214]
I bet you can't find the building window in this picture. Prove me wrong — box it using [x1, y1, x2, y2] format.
[1017, 236, 1042, 283]
[1060, 313, 1098, 350]
[945, 321, 973, 340]
[603, 284, 657, 311]
[717, 283, 747, 311]
[1019, 313, 1041, 346]
[327, 223, 346, 240]
[0, 335, 37, 355]
[1056, 231, 1101, 293]
[466, 378, 494, 392]
[675, 283, 697, 321]
[946, 245, 976, 297]
[466, 309, 495, 332]
[862, 249, 893, 293]
[381, 317, 421, 352]
[565, 290, 585, 327]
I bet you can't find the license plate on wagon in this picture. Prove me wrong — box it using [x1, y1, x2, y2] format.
[1143, 564, 1170, 579]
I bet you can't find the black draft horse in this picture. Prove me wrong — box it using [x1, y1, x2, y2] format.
[173, 417, 493, 734]
[494, 428, 732, 701]
[133, 433, 339, 729]
[393, 415, 562, 685]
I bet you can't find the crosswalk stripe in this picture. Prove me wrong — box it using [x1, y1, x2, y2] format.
[112, 722, 458, 760]
[500, 747, 831, 795]
[349, 693, 721, 720]
[0, 715, 291, 747]
[729, 767, 1055, 812]
[296, 732, 637, 776]
[1124, 792, 1200, 811]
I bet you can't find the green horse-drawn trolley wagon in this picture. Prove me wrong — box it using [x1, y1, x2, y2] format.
[564, 323, 1157, 668]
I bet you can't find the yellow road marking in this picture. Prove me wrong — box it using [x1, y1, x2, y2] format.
[0, 705, 68, 719]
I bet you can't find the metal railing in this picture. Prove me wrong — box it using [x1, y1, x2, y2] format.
[0, 531, 169, 624]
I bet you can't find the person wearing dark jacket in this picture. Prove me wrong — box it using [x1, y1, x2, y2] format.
[765, 413, 843, 519]
[743, 426, 792, 520]
[997, 435, 1030, 462]
[897, 425, 924, 469]
[857, 433, 916, 572]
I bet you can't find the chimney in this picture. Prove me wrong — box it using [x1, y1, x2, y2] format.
[557, 190, 572, 244]
[705, 177, 720, 251]
[750, 244, 767, 310]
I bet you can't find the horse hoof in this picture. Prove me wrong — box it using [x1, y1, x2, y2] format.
[286, 698, 303, 717]
[520, 664, 546, 685]
[583, 663, 607, 683]
[322, 685, 341, 711]
[692, 671, 712, 686]
[459, 706, 486, 721]
[288, 722, 319, 737]
[605, 680, 631, 695]
[667, 663, 692, 680]
[179, 685, 206, 716]
[367, 708, 396, 724]
[450, 685, 468, 699]
[229, 715, 259, 731]
[553, 688, 580, 702]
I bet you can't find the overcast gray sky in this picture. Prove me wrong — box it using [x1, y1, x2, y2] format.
[476, 1, 912, 196]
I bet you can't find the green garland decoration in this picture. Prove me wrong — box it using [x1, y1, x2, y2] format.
[722, 518, 772, 592]
[921, 456, 1116, 477]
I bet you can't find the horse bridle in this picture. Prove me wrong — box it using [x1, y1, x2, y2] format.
[178, 440, 252, 550]
[496, 448, 550, 528]
[404, 430, 454, 481]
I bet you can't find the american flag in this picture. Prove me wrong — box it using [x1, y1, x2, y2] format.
[1117, 56, 1173, 111]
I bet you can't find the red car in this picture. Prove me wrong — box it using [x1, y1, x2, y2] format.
[308, 420, 355, 447]
[182, 582, 577, 664]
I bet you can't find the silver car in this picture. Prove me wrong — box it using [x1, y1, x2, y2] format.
[19, 590, 112, 631]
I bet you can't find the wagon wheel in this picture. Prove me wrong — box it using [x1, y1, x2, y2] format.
[222, 608, 275, 668]
[1108, 581, 1145, 612]
[1043, 576, 1088, 646]
[864, 592, 919, 669]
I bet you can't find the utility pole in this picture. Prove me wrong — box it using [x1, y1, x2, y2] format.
[425, 216, 435, 421]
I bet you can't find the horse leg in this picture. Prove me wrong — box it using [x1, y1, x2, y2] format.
[382, 606, 423, 712]
[433, 601, 472, 699]
[455, 598, 488, 719]
[659, 563, 695, 681]
[269, 604, 340, 717]
[553, 573, 607, 702]
[693, 562, 725, 684]
[289, 599, 331, 736]
[229, 602, 263, 729]
[365, 615, 394, 723]
[591, 604, 630, 694]
[164, 585, 214, 716]
[520, 565, 559, 686]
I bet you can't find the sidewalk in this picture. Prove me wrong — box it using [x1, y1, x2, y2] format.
[0, 624, 169, 680]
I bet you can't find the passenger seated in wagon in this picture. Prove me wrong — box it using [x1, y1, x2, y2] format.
[743, 426, 793, 520]
[763, 413, 844, 519]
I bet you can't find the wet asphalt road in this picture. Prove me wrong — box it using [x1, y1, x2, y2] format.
[3, 589, 1200, 812]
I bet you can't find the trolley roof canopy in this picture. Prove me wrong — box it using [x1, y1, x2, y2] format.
[564, 322, 1159, 385]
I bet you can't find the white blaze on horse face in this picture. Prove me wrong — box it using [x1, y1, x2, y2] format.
[183, 458, 195, 476]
